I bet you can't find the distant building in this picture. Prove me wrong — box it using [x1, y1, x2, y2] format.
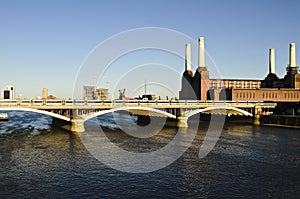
[42, 88, 48, 99]
[179, 37, 300, 102]
[95, 88, 109, 100]
[83, 86, 96, 100]
[2, 85, 15, 100]
[83, 86, 110, 100]
[47, 95, 57, 100]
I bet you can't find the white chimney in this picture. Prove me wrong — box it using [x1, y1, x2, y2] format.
[198, 37, 205, 67]
[289, 43, 296, 67]
[185, 43, 191, 71]
[269, 48, 275, 74]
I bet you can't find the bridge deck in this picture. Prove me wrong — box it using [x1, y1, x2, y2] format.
[0, 100, 277, 110]
[0, 100, 277, 132]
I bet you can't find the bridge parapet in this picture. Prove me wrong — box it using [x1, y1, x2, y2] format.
[0, 99, 276, 108]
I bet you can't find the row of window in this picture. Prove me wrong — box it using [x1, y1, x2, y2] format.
[235, 92, 256, 99]
[210, 81, 260, 89]
[263, 93, 278, 99]
[284, 93, 299, 99]
[237, 92, 300, 99]
[263, 92, 299, 99]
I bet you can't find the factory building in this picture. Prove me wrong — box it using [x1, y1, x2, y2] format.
[179, 38, 300, 102]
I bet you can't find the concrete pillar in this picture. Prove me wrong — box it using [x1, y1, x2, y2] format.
[137, 115, 151, 125]
[289, 43, 296, 67]
[269, 48, 275, 74]
[70, 119, 85, 133]
[177, 116, 188, 128]
[253, 105, 262, 125]
[185, 43, 191, 71]
[198, 37, 205, 67]
[52, 118, 85, 133]
[73, 109, 79, 119]
[253, 115, 260, 125]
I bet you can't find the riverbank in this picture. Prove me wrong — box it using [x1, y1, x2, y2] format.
[262, 123, 300, 129]
[261, 115, 300, 128]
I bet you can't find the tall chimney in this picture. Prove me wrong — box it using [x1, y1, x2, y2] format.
[269, 48, 275, 74]
[289, 43, 296, 67]
[185, 43, 191, 71]
[198, 37, 205, 67]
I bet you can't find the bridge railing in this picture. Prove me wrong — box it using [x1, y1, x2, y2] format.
[0, 99, 276, 108]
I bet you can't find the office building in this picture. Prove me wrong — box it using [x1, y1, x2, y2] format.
[2, 85, 15, 100]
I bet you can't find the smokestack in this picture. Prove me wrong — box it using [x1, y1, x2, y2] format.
[198, 37, 205, 67]
[269, 48, 275, 74]
[289, 43, 296, 67]
[185, 43, 191, 71]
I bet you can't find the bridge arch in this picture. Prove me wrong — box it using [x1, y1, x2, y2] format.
[83, 106, 176, 122]
[184, 106, 253, 118]
[0, 107, 70, 121]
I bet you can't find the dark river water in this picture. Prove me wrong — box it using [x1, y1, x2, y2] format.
[0, 111, 300, 198]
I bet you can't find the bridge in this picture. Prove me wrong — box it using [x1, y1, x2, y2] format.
[0, 99, 276, 132]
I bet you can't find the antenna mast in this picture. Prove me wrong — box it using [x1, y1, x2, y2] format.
[144, 80, 146, 95]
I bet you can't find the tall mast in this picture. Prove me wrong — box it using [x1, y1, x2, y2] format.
[144, 80, 146, 96]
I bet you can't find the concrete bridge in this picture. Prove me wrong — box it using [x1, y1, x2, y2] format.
[0, 99, 276, 132]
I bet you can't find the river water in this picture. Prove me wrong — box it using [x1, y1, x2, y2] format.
[0, 111, 300, 198]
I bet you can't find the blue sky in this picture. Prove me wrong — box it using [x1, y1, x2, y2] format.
[0, 0, 300, 99]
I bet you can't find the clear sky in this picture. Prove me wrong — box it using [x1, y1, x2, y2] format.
[0, 0, 300, 99]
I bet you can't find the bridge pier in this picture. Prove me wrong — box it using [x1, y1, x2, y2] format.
[253, 115, 260, 125]
[253, 105, 262, 125]
[52, 118, 85, 133]
[70, 119, 85, 133]
[177, 116, 188, 128]
[137, 115, 151, 126]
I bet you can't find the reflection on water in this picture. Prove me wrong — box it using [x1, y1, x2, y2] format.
[0, 111, 300, 198]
